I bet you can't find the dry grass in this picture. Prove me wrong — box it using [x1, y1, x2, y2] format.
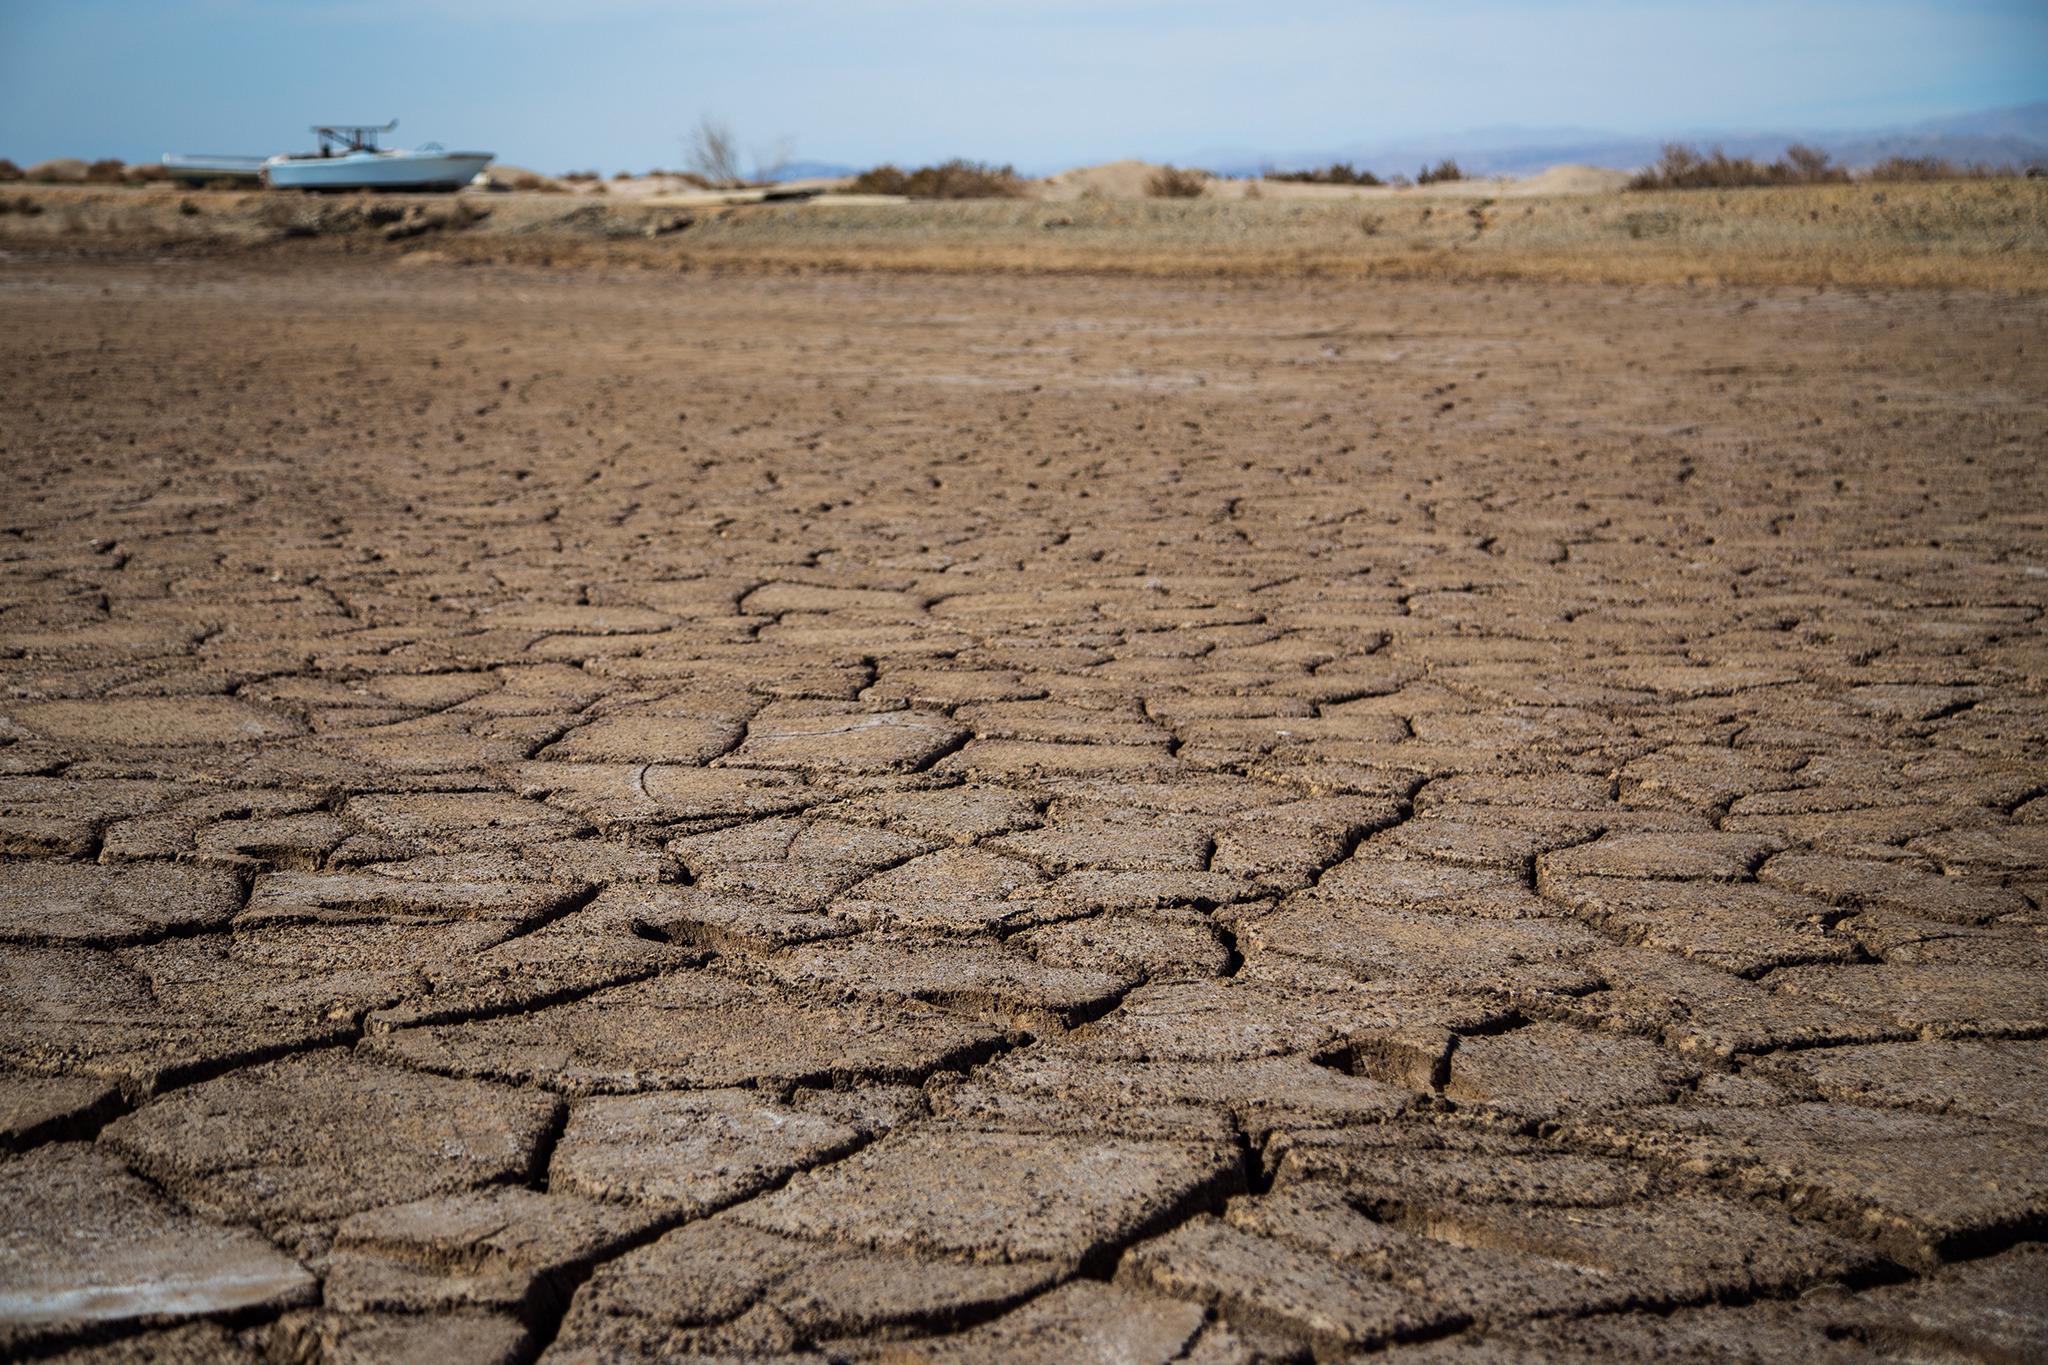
[1144, 166, 1209, 198]
[846, 160, 1026, 198]
[4, 180, 2044, 290]
[1634, 143, 1860, 190]
[1866, 156, 2032, 182]
[1268, 163, 1386, 187]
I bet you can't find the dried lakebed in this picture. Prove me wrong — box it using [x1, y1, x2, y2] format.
[0, 256, 2044, 1363]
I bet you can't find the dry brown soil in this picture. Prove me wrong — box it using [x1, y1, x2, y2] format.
[1, 252, 2046, 1363]
[7, 177, 2048, 289]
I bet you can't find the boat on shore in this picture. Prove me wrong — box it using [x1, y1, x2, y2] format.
[161, 154, 268, 185]
[264, 123, 492, 192]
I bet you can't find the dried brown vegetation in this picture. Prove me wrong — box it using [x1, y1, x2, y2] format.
[1145, 165, 1210, 198]
[3, 178, 2043, 290]
[1269, 163, 1386, 186]
[847, 159, 1027, 199]
[1865, 155, 2029, 182]
[1634, 142, 1854, 190]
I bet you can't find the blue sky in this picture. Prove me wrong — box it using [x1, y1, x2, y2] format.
[2, 1, 2043, 174]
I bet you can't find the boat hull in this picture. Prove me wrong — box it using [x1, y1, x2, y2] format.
[161, 155, 267, 184]
[264, 151, 493, 192]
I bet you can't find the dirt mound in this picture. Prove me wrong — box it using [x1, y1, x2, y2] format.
[25, 158, 89, 183]
[479, 166, 568, 193]
[1504, 164, 1633, 196]
[1034, 160, 1181, 200]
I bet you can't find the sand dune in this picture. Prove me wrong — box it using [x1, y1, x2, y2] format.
[1033, 159, 1631, 200]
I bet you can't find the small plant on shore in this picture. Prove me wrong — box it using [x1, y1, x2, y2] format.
[84, 158, 127, 183]
[1416, 159, 1464, 185]
[684, 115, 747, 188]
[1632, 143, 1850, 189]
[1270, 163, 1383, 186]
[1146, 165, 1209, 198]
[1864, 156, 2020, 182]
[847, 160, 1025, 198]
[0, 160, 20, 182]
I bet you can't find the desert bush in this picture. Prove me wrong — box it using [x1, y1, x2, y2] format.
[847, 165, 908, 194]
[26, 159, 88, 183]
[847, 160, 1025, 199]
[1271, 163, 1383, 186]
[1781, 144, 1849, 183]
[123, 163, 169, 183]
[685, 116, 746, 188]
[1416, 159, 1464, 185]
[1864, 156, 2017, 182]
[1632, 142, 1849, 189]
[561, 171, 600, 183]
[1146, 165, 1209, 198]
[0, 160, 20, 182]
[83, 158, 127, 184]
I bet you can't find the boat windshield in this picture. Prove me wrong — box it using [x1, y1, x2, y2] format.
[312, 122, 397, 156]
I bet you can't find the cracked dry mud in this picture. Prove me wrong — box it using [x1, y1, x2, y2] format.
[0, 255, 2044, 1365]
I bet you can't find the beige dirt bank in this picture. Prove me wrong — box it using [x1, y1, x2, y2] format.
[3, 178, 2045, 289]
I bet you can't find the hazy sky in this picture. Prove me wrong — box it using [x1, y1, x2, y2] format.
[3, 1, 2043, 173]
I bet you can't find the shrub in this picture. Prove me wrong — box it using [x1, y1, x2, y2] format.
[26, 158, 89, 183]
[1146, 165, 1209, 198]
[1864, 156, 2017, 182]
[1269, 163, 1383, 186]
[847, 160, 1025, 199]
[84, 158, 127, 183]
[1781, 143, 1849, 183]
[685, 116, 746, 188]
[0, 159, 20, 182]
[847, 165, 907, 194]
[1416, 159, 1463, 185]
[1632, 142, 1850, 190]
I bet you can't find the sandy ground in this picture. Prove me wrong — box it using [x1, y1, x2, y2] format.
[0, 252, 2045, 1363]
[7, 178, 2045, 290]
[479, 160, 1631, 202]
[1036, 160, 1634, 201]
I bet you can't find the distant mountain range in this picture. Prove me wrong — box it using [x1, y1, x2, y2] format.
[766, 104, 2048, 183]
[772, 159, 862, 181]
[1198, 103, 2048, 180]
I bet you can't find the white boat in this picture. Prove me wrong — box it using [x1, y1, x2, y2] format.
[161, 154, 267, 185]
[263, 123, 492, 192]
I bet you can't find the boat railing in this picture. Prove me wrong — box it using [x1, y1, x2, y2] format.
[312, 122, 398, 155]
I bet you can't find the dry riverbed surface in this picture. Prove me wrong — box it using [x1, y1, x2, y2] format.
[0, 252, 2044, 1363]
